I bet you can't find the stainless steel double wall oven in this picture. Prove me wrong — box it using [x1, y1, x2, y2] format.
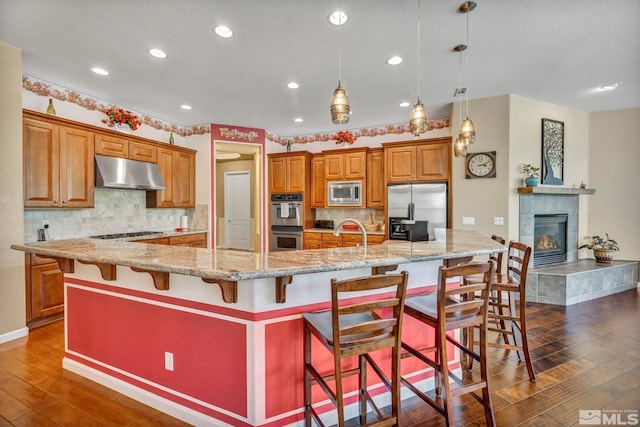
[270, 193, 303, 251]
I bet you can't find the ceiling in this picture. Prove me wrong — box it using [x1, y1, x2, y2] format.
[1, 0, 638, 138]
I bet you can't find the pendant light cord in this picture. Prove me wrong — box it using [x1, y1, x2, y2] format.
[417, 0, 421, 100]
[465, 5, 470, 116]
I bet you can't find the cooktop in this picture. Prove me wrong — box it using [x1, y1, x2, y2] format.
[89, 231, 163, 240]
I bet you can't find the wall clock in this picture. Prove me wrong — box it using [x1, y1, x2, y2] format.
[466, 151, 497, 179]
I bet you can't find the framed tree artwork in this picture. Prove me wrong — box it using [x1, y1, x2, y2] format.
[541, 118, 564, 185]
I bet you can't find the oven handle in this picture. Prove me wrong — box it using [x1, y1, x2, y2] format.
[271, 225, 303, 232]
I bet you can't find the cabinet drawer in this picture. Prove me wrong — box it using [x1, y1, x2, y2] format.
[303, 232, 323, 241]
[170, 233, 207, 248]
[323, 233, 342, 242]
[342, 233, 364, 243]
[367, 235, 386, 244]
[138, 237, 171, 245]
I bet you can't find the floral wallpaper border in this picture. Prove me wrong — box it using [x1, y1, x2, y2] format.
[23, 75, 449, 145]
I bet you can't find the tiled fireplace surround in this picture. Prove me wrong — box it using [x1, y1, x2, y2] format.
[519, 190, 638, 305]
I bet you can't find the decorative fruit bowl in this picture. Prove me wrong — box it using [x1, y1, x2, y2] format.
[342, 224, 359, 230]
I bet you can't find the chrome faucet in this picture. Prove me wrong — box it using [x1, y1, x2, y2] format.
[333, 218, 367, 250]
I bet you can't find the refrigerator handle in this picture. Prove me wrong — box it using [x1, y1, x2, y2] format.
[408, 202, 415, 220]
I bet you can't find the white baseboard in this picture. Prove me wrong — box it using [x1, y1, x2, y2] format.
[0, 327, 28, 345]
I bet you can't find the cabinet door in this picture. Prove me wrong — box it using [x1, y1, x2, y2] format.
[95, 133, 129, 158]
[59, 126, 94, 208]
[286, 155, 306, 193]
[30, 261, 64, 320]
[170, 233, 207, 248]
[151, 148, 176, 207]
[367, 150, 385, 207]
[386, 146, 416, 182]
[130, 141, 157, 163]
[137, 237, 171, 245]
[324, 154, 344, 180]
[416, 144, 449, 181]
[173, 151, 196, 207]
[310, 156, 325, 207]
[344, 152, 366, 179]
[269, 157, 288, 193]
[23, 118, 60, 207]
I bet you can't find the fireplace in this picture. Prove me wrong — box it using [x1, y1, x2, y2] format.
[533, 214, 568, 266]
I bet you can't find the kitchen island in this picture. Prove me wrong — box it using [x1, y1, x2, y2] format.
[12, 230, 505, 427]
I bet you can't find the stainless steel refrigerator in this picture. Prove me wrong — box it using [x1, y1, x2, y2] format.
[387, 183, 448, 241]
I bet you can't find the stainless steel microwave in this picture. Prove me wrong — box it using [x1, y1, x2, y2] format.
[327, 181, 362, 206]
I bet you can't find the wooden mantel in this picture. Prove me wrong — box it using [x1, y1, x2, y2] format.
[517, 187, 595, 195]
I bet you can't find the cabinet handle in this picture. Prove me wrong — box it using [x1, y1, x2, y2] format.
[62, 200, 67, 204]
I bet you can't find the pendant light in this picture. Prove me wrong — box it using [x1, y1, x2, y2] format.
[330, 44, 350, 123]
[458, 1, 476, 144]
[409, 0, 427, 136]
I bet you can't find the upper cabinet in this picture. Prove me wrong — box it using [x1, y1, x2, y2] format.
[384, 139, 450, 183]
[310, 154, 325, 207]
[146, 148, 196, 208]
[23, 114, 94, 208]
[323, 148, 367, 180]
[268, 152, 311, 194]
[366, 148, 385, 207]
[95, 133, 157, 163]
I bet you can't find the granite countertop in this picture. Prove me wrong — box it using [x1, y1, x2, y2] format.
[12, 230, 505, 282]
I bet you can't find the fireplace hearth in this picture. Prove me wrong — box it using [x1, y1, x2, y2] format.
[534, 214, 568, 266]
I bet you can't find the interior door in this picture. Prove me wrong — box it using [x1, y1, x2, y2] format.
[224, 171, 252, 250]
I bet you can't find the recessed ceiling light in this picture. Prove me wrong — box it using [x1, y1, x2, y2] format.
[294, 118, 304, 123]
[214, 25, 233, 38]
[328, 10, 348, 26]
[599, 82, 619, 91]
[91, 67, 109, 76]
[180, 104, 192, 110]
[399, 101, 411, 108]
[287, 82, 300, 89]
[387, 56, 403, 66]
[148, 48, 167, 59]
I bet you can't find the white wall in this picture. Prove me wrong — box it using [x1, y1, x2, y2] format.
[0, 42, 27, 339]
[588, 108, 640, 261]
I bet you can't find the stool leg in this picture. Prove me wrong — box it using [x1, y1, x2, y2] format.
[438, 324, 453, 426]
[335, 356, 345, 427]
[518, 294, 536, 382]
[479, 322, 496, 426]
[359, 354, 367, 425]
[304, 324, 312, 426]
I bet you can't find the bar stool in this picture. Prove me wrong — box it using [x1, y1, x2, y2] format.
[400, 262, 495, 427]
[467, 241, 536, 382]
[303, 271, 408, 427]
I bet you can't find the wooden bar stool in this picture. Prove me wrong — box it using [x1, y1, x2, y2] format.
[303, 271, 408, 427]
[467, 241, 536, 382]
[400, 262, 495, 427]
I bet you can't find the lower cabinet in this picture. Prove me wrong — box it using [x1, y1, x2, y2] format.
[303, 231, 385, 249]
[25, 254, 64, 329]
[137, 232, 208, 248]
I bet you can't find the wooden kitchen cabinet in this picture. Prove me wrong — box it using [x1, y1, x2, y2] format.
[323, 148, 367, 180]
[25, 254, 64, 328]
[304, 231, 385, 249]
[310, 154, 325, 207]
[23, 115, 94, 208]
[95, 133, 157, 163]
[137, 236, 171, 245]
[268, 152, 311, 194]
[366, 148, 385, 207]
[385, 139, 450, 183]
[170, 232, 208, 248]
[303, 232, 323, 250]
[146, 148, 196, 208]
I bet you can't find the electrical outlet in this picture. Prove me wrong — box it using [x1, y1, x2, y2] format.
[164, 352, 174, 371]
[42, 219, 49, 228]
[462, 217, 475, 225]
[493, 217, 504, 226]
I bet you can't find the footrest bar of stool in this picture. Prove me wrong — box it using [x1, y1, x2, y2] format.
[400, 376, 446, 416]
[401, 342, 439, 371]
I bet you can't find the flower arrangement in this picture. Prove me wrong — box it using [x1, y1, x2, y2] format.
[102, 107, 142, 130]
[332, 130, 357, 146]
[578, 234, 620, 251]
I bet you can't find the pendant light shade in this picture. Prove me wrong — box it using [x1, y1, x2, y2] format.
[454, 137, 467, 157]
[459, 116, 475, 144]
[409, 97, 427, 136]
[330, 80, 350, 124]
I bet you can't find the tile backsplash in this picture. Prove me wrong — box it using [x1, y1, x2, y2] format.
[24, 188, 208, 242]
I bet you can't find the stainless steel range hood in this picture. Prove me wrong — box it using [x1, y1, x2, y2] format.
[95, 154, 166, 190]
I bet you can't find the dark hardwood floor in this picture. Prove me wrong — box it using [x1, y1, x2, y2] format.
[1, 289, 639, 426]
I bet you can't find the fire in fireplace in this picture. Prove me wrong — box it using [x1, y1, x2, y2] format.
[534, 214, 568, 266]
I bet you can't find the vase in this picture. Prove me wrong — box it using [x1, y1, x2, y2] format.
[593, 249, 615, 264]
[114, 123, 131, 133]
[525, 177, 539, 187]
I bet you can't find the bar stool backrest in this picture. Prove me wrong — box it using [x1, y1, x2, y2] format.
[491, 235, 506, 274]
[330, 271, 408, 358]
[506, 241, 532, 286]
[438, 262, 493, 331]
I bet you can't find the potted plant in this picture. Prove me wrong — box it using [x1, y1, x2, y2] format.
[520, 164, 540, 187]
[578, 233, 620, 263]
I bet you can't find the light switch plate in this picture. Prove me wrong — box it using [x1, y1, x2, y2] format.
[493, 217, 504, 225]
[462, 217, 475, 225]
